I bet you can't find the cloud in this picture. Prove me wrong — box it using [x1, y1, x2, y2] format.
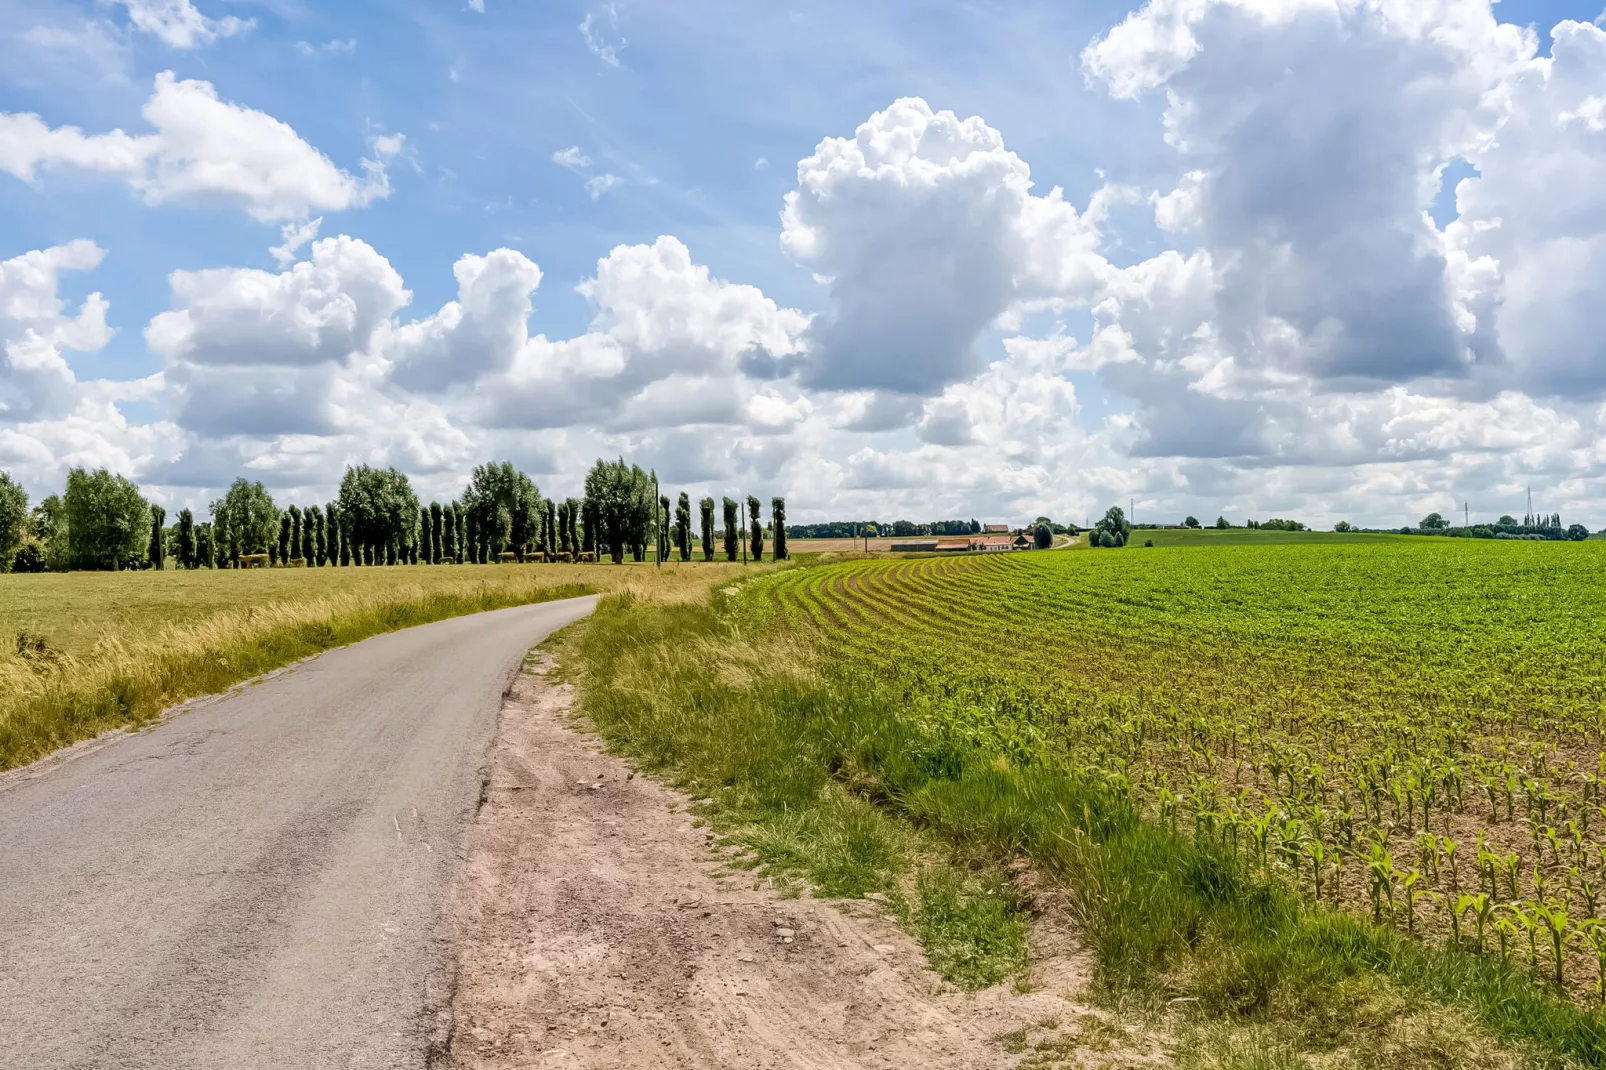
[386, 248, 543, 392]
[112, 0, 253, 49]
[580, 5, 625, 67]
[295, 39, 357, 57]
[552, 145, 591, 170]
[585, 172, 622, 198]
[0, 241, 112, 422]
[0, 72, 396, 221]
[269, 217, 322, 266]
[780, 97, 1110, 401]
[146, 235, 409, 372]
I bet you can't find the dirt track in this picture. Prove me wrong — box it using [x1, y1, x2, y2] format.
[444, 653, 1105, 1069]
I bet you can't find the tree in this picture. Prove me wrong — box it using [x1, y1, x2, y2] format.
[565, 497, 581, 556]
[195, 522, 215, 568]
[65, 467, 150, 570]
[583, 458, 652, 564]
[175, 508, 196, 569]
[27, 495, 70, 571]
[147, 505, 167, 570]
[276, 514, 290, 565]
[1184, 516, 1201, 529]
[338, 465, 419, 566]
[302, 506, 317, 563]
[1215, 516, 1230, 529]
[1420, 512, 1448, 531]
[1496, 515, 1518, 528]
[211, 478, 277, 569]
[0, 471, 27, 572]
[747, 495, 763, 561]
[1334, 520, 1353, 533]
[461, 461, 540, 562]
[1568, 523, 1590, 542]
[699, 496, 715, 561]
[1034, 523, 1053, 549]
[722, 497, 739, 561]
[546, 498, 559, 560]
[1091, 506, 1131, 549]
[289, 505, 304, 562]
[771, 497, 787, 561]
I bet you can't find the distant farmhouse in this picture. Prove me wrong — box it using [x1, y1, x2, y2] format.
[889, 530, 1031, 554]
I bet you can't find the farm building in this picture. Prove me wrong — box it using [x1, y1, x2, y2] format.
[983, 524, 1010, 534]
[889, 539, 938, 552]
[974, 536, 1014, 552]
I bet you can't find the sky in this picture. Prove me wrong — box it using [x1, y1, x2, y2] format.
[2, 0, 1605, 528]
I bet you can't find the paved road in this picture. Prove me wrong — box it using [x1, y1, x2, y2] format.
[0, 595, 597, 1070]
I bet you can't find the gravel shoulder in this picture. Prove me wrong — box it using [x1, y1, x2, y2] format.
[444, 651, 1113, 1069]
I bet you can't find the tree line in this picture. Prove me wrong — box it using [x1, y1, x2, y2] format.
[0, 461, 789, 572]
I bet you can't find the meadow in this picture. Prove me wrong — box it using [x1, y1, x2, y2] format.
[572, 538, 1606, 1067]
[0, 560, 746, 772]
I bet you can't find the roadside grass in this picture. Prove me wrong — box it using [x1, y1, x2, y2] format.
[567, 589, 1600, 1067]
[0, 561, 750, 773]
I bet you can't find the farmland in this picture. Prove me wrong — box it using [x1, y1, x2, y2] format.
[574, 537, 1606, 1065]
[0, 560, 748, 772]
[752, 542, 1606, 975]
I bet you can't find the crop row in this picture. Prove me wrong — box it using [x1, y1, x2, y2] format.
[744, 541, 1606, 1000]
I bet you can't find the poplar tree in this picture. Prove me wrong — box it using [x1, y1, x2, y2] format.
[313, 507, 326, 565]
[747, 495, 763, 562]
[301, 506, 315, 564]
[324, 504, 337, 565]
[147, 504, 167, 570]
[419, 506, 432, 563]
[277, 513, 291, 565]
[176, 508, 196, 569]
[675, 493, 691, 561]
[700, 497, 716, 561]
[659, 494, 671, 562]
[772, 497, 787, 561]
[722, 497, 738, 561]
[443, 504, 456, 563]
[430, 502, 444, 564]
[546, 498, 558, 560]
[557, 500, 571, 556]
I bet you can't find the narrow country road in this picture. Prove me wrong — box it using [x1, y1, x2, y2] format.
[0, 595, 597, 1070]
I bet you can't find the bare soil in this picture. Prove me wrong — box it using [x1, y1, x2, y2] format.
[442, 652, 1121, 1069]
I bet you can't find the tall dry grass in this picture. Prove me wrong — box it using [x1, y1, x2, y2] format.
[0, 560, 757, 772]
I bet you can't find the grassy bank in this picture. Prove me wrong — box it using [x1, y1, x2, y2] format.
[569, 585, 1603, 1068]
[0, 561, 750, 772]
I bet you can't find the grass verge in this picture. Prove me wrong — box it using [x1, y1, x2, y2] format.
[0, 574, 591, 771]
[567, 589, 1605, 1067]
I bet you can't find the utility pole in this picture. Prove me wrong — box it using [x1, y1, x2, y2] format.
[1528, 485, 1533, 522]
[1464, 501, 1469, 527]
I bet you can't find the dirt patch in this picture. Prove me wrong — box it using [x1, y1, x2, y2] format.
[442, 652, 1117, 1069]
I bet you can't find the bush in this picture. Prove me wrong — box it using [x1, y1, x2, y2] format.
[11, 542, 45, 573]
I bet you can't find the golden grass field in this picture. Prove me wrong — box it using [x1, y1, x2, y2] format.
[0, 560, 758, 772]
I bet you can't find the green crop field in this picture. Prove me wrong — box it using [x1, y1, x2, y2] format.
[1114, 527, 1407, 547]
[663, 538, 1606, 1062]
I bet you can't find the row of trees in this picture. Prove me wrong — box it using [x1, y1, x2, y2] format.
[0, 460, 790, 572]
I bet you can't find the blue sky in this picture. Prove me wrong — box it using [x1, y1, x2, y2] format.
[4, 0, 1606, 526]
